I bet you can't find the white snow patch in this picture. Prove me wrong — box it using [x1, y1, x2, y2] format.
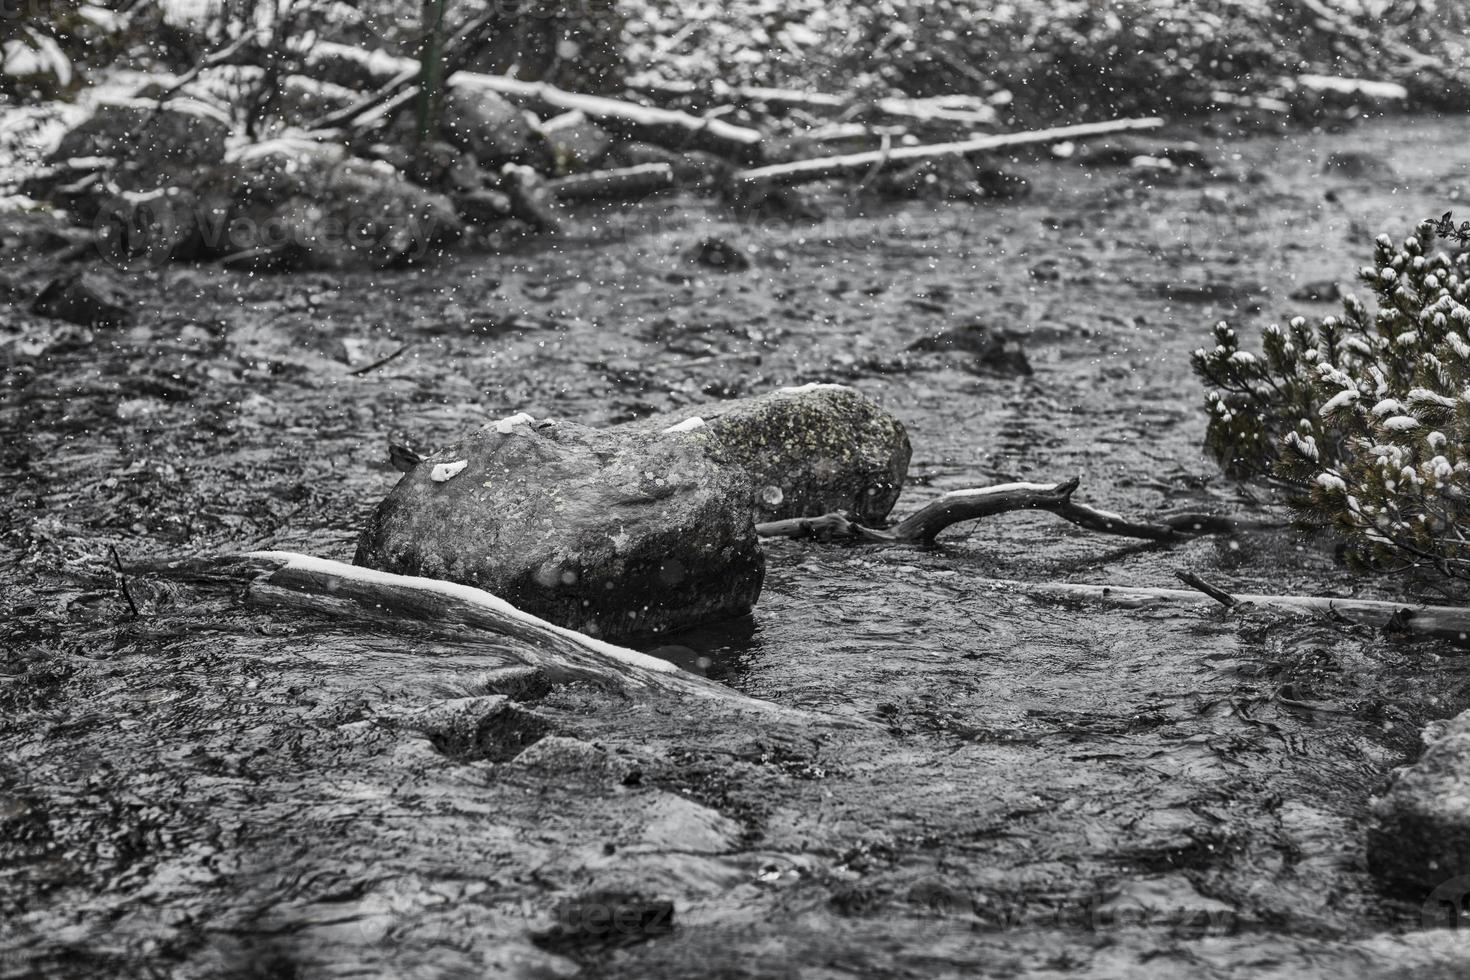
[1319, 389, 1359, 415]
[1296, 74, 1408, 102]
[1316, 472, 1347, 493]
[492, 412, 535, 434]
[430, 460, 468, 483]
[777, 382, 852, 396]
[244, 552, 679, 673]
[228, 134, 347, 165]
[662, 416, 706, 434]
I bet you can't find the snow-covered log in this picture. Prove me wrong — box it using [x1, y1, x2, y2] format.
[450, 72, 765, 163]
[627, 80, 999, 127]
[730, 117, 1164, 189]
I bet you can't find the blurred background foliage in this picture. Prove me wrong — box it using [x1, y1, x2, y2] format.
[2, 1, 1464, 113]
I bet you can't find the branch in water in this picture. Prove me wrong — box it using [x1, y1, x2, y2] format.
[756, 477, 1263, 545]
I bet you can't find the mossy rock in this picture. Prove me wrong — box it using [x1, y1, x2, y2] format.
[642, 384, 911, 525]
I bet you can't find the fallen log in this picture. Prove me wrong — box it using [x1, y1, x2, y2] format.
[450, 72, 765, 163]
[139, 551, 844, 721]
[548, 162, 674, 201]
[756, 476, 1259, 545]
[304, 14, 501, 131]
[730, 117, 1165, 189]
[626, 80, 999, 128]
[985, 577, 1470, 646]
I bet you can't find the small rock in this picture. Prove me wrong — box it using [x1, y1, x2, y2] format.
[1322, 151, 1395, 180]
[1289, 279, 1346, 303]
[509, 735, 636, 781]
[536, 110, 613, 173]
[875, 157, 1029, 202]
[531, 891, 674, 953]
[1368, 708, 1470, 888]
[441, 84, 532, 169]
[686, 237, 750, 272]
[466, 665, 553, 702]
[32, 273, 132, 328]
[908, 322, 1032, 377]
[671, 150, 735, 190]
[395, 696, 551, 762]
[500, 164, 562, 232]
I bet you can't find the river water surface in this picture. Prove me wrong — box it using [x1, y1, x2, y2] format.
[4, 117, 1470, 978]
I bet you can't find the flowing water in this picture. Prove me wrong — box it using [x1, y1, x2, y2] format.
[4, 117, 1470, 978]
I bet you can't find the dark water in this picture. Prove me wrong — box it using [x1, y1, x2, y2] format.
[5, 117, 1470, 978]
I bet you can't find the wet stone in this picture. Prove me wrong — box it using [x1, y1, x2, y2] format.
[396, 696, 553, 763]
[508, 735, 638, 783]
[355, 412, 765, 642]
[32, 272, 132, 328]
[531, 891, 675, 954]
[641, 384, 912, 525]
[357, 386, 908, 638]
[908, 322, 1032, 377]
[685, 236, 751, 272]
[1368, 707, 1470, 888]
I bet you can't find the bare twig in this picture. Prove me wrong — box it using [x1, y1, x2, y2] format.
[347, 342, 412, 376]
[1175, 570, 1240, 609]
[756, 476, 1259, 546]
[108, 544, 140, 617]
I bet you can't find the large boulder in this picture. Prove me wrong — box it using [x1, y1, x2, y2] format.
[354, 413, 765, 643]
[1368, 709, 1470, 889]
[641, 384, 911, 525]
[220, 141, 463, 269]
[354, 386, 910, 640]
[441, 83, 532, 169]
[48, 97, 231, 187]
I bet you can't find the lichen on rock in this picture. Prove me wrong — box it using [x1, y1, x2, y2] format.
[643, 383, 911, 525]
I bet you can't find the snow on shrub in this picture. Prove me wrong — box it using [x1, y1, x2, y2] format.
[1192, 217, 1470, 580]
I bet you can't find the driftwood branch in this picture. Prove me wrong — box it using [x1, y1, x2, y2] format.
[141, 551, 849, 723]
[986, 578, 1470, 646]
[756, 477, 1258, 545]
[730, 117, 1164, 189]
